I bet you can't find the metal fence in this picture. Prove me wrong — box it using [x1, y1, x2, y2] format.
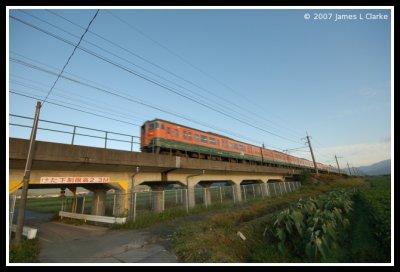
[8, 182, 301, 225]
[123, 181, 301, 222]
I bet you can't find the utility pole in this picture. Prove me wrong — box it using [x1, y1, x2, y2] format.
[335, 154, 340, 175]
[305, 134, 319, 175]
[352, 167, 357, 176]
[15, 101, 41, 245]
[347, 162, 352, 176]
[260, 143, 265, 165]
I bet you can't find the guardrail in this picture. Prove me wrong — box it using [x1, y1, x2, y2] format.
[59, 211, 126, 224]
[9, 114, 140, 151]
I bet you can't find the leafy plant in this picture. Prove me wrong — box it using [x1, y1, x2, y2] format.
[270, 189, 356, 262]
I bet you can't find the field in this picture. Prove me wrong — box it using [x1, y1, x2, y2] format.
[172, 176, 392, 263]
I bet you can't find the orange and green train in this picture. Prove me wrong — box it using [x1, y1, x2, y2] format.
[140, 119, 337, 173]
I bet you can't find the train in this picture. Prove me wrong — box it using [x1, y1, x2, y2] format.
[140, 119, 338, 174]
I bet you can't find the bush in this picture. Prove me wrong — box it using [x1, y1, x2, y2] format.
[299, 171, 311, 185]
[9, 238, 40, 263]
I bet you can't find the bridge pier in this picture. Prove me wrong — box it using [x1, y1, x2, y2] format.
[184, 185, 196, 208]
[199, 182, 212, 207]
[91, 189, 107, 216]
[149, 185, 165, 213]
[233, 183, 242, 203]
[113, 191, 125, 216]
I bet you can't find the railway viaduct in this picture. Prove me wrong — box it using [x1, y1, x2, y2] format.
[9, 138, 301, 217]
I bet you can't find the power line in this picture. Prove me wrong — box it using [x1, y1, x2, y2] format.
[10, 90, 141, 127]
[21, 10, 259, 126]
[10, 15, 302, 145]
[105, 10, 305, 138]
[282, 146, 308, 153]
[42, 9, 99, 105]
[49, 9, 304, 141]
[10, 75, 146, 123]
[27, 13, 301, 144]
[11, 57, 269, 147]
[10, 82, 143, 124]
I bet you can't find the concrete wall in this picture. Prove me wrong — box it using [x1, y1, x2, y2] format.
[9, 138, 300, 175]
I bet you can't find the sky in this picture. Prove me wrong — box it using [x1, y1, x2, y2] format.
[7, 7, 392, 169]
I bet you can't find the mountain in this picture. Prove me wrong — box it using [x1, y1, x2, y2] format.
[358, 159, 391, 176]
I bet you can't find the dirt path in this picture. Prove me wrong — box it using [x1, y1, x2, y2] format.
[36, 213, 211, 263]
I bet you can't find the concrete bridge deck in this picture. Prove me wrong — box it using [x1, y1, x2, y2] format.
[9, 138, 300, 216]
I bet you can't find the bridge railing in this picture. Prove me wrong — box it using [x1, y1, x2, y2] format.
[9, 114, 140, 151]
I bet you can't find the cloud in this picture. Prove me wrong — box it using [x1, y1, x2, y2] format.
[316, 141, 391, 167]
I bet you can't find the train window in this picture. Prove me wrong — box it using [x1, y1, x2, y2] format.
[209, 138, 216, 145]
[167, 127, 171, 135]
[201, 135, 208, 143]
[194, 134, 200, 142]
[187, 132, 192, 141]
[174, 129, 179, 137]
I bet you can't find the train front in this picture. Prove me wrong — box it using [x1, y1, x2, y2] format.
[140, 120, 160, 152]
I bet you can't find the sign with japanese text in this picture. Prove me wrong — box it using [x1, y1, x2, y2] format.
[40, 177, 110, 184]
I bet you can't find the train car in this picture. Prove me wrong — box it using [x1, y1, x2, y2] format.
[141, 119, 331, 171]
[141, 119, 262, 162]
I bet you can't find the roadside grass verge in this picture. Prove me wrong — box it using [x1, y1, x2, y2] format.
[9, 238, 40, 263]
[112, 202, 232, 230]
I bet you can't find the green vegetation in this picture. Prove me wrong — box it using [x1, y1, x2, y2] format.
[17, 197, 62, 214]
[9, 238, 40, 263]
[171, 176, 391, 263]
[343, 176, 391, 262]
[172, 177, 367, 262]
[299, 170, 311, 185]
[114, 203, 230, 230]
[265, 189, 355, 262]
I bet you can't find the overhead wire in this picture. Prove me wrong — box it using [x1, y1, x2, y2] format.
[11, 56, 272, 147]
[105, 10, 306, 138]
[46, 9, 304, 141]
[10, 15, 303, 146]
[41, 9, 99, 105]
[40, 12, 304, 143]
[10, 90, 141, 127]
[10, 78, 146, 123]
[20, 10, 259, 125]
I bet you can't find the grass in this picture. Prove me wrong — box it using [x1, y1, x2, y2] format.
[9, 238, 40, 263]
[113, 202, 231, 230]
[16, 197, 63, 214]
[344, 176, 391, 262]
[171, 176, 368, 263]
